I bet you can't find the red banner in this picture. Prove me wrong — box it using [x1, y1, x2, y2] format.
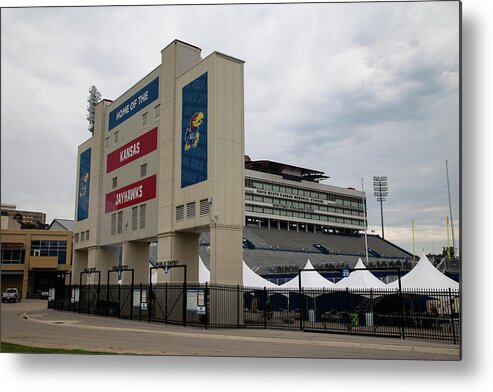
[106, 127, 158, 173]
[105, 175, 157, 213]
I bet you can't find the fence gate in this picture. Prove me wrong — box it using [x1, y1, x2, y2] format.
[149, 283, 186, 326]
[78, 285, 100, 315]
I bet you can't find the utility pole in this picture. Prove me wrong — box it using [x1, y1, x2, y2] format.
[446, 160, 456, 257]
[412, 218, 416, 262]
[361, 178, 369, 265]
[373, 176, 389, 239]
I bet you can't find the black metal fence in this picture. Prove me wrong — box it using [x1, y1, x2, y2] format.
[48, 283, 460, 344]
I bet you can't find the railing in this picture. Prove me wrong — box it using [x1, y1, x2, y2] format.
[48, 283, 460, 344]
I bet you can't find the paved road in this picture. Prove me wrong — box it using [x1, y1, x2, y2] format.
[1, 300, 460, 359]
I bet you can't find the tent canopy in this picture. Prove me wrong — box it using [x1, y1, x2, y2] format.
[280, 260, 335, 289]
[199, 256, 210, 284]
[334, 258, 387, 289]
[199, 256, 278, 288]
[387, 252, 459, 290]
[243, 261, 279, 288]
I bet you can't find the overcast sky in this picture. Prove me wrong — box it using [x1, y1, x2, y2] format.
[1, 1, 460, 255]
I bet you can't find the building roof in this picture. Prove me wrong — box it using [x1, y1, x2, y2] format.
[245, 157, 329, 183]
[48, 219, 74, 231]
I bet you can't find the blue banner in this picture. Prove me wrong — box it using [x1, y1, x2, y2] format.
[77, 148, 91, 221]
[181, 73, 208, 188]
[108, 77, 159, 131]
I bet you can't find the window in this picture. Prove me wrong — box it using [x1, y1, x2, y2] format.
[30, 240, 67, 264]
[104, 137, 110, 150]
[140, 163, 147, 178]
[81, 231, 86, 241]
[154, 105, 160, 120]
[114, 131, 119, 144]
[112, 177, 118, 189]
[186, 202, 196, 219]
[176, 205, 184, 221]
[139, 204, 146, 229]
[1, 249, 24, 264]
[132, 207, 138, 230]
[117, 211, 123, 234]
[142, 112, 148, 127]
[75, 233, 80, 243]
[86, 230, 90, 241]
[111, 213, 117, 235]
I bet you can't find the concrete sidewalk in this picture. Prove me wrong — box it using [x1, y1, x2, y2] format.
[1, 300, 460, 359]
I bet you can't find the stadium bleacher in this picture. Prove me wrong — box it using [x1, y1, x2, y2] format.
[197, 226, 415, 282]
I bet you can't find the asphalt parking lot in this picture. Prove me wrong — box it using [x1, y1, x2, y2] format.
[1, 300, 460, 359]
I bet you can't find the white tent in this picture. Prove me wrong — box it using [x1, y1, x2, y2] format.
[280, 260, 335, 289]
[387, 252, 459, 290]
[334, 258, 387, 289]
[243, 261, 279, 288]
[199, 256, 210, 284]
[198, 257, 278, 289]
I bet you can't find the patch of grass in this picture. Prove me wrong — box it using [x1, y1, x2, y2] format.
[1, 341, 117, 355]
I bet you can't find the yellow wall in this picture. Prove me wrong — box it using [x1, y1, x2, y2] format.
[1, 229, 73, 299]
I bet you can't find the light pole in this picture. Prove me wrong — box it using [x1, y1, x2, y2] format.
[373, 176, 389, 239]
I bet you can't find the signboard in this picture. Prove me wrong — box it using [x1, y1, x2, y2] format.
[72, 288, 80, 303]
[133, 289, 141, 307]
[197, 306, 206, 315]
[108, 77, 159, 131]
[106, 127, 158, 173]
[197, 290, 206, 315]
[181, 72, 208, 188]
[105, 174, 157, 213]
[132, 288, 148, 309]
[77, 148, 91, 221]
[187, 289, 198, 311]
[342, 269, 350, 278]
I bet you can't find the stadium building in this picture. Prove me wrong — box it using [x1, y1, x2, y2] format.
[243, 156, 365, 234]
[72, 39, 422, 292]
[196, 157, 417, 285]
[73, 40, 245, 292]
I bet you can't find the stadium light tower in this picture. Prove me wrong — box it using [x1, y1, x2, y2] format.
[373, 176, 389, 239]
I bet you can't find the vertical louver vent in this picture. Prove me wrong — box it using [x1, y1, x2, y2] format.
[176, 205, 184, 221]
[200, 199, 210, 216]
[186, 202, 196, 219]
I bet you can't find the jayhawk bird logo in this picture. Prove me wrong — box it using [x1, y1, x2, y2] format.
[79, 172, 89, 198]
[184, 112, 204, 151]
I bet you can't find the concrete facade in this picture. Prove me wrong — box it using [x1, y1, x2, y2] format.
[73, 40, 245, 288]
